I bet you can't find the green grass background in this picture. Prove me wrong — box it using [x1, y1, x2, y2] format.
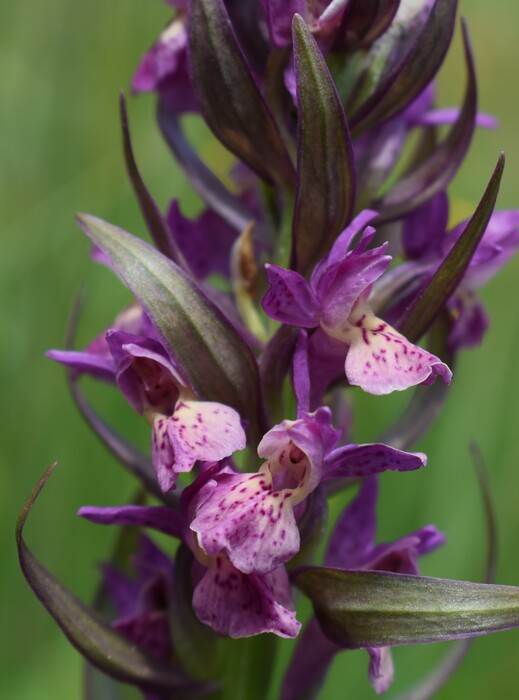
[2, 0, 519, 697]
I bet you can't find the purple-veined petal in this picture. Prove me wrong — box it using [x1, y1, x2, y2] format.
[292, 331, 310, 415]
[307, 329, 349, 409]
[151, 415, 178, 493]
[417, 108, 498, 129]
[368, 646, 394, 694]
[326, 476, 378, 569]
[261, 0, 306, 47]
[258, 409, 340, 493]
[192, 555, 300, 638]
[402, 191, 449, 260]
[115, 611, 172, 662]
[334, 300, 452, 395]
[167, 400, 246, 473]
[324, 443, 427, 480]
[447, 294, 489, 351]
[262, 264, 320, 328]
[167, 199, 238, 279]
[281, 616, 338, 700]
[78, 505, 184, 539]
[107, 331, 182, 415]
[317, 245, 392, 330]
[46, 349, 115, 383]
[191, 470, 301, 575]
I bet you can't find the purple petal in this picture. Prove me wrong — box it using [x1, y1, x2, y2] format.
[281, 617, 338, 700]
[292, 331, 310, 415]
[402, 190, 449, 260]
[451, 210, 519, 289]
[166, 199, 238, 279]
[324, 443, 427, 480]
[326, 477, 378, 569]
[310, 210, 379, 287]
[367, 647, 394, 694]
[258, 410, 340, 493]
[307, 329, 348, 410]
[192, 556, 300, 638]
[77, 505, 184, 539]
[151, 415, 178, 493]
[167, 400, 246, 472]
[262, 264, 320, 327]
[190, 470, 301, 575]
[261, 0, 306, 47]
[368, 525, 446, 575]
[46, 349, 115, 382]
[342, 301, 452, 395]
[101, 564, 141, 618]
[107, 331, 181, 415]
[447, 294, 489, 351]
[318, 245, 392, 330]
[115, 610, 172, 661]
[417, 108, 498, 129]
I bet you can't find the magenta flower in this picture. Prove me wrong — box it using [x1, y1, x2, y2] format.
[263, 211, 452, 395]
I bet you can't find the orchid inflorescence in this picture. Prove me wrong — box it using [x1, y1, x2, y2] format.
[18, 1, 519, 698]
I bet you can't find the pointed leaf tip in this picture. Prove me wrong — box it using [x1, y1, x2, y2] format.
[188, 0, 295, 190]
[17, 466, 211, 696]
[291, 14, 356, 273]
[119, 93, 188, 269]
[399, 152, 505, 342]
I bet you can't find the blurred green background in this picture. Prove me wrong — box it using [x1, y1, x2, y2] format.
[2, 0, 519, 697]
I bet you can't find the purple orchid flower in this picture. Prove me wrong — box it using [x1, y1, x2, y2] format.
[48, 323, 246, 493]
[281, 476, 445, 698]
[190, 337, 427, 577]
[106, 331, 247, 492]
[400, 194, 519, 350]
[263, 211, 452, 395]
[132, 2, 198, 115]
[79, 465, 301, 639]
[103, 535, 174, 661]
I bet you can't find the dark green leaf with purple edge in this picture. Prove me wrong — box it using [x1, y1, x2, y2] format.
[343, 0, 401, 48]
[294, 567, 519, 649]
[349, 0, 458, 137]
[16, 465, 210, 697]
[188, 0, 296, 190]
[119, 93, 188, 269]
[291, 14, 356, 274]
[157, 102, 252, 233]
[77, 214, 265, 441]
[376, 19, 477, 223]
[398, 152, 505, 343]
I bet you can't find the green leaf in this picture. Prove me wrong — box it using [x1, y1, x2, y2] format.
[169, 546, 225, 683]
[119, 93, 188, 269]
[77, 214, 266, 441]
[188, 0, 295, 190]
[294, 567, 519, 649]
[291, 14, 356, 274]
[376, 19, 478, 223]
[16, 465, 210, 697]
[398, 153, 505, 342]
[350, 0, 458, 137]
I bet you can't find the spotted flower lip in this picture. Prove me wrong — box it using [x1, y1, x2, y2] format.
[263, 211, 452, 395]
[190, 409, 340, 575]
[78, 471, 300, 640]
[105, 331, 247, 492]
